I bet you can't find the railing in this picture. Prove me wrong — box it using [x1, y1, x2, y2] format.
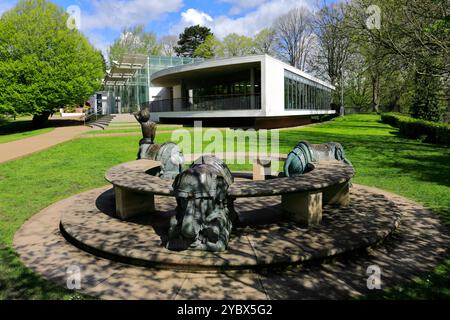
[83, 108, 102, 125]
[141, 94, 261, 113]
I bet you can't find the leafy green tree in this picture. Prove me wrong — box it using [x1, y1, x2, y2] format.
[349, 0, 448, 120]
[108, 25, 161, 65]
[174, 25, 212, 57]
[253, 28, 276, 54]
[193, 35, 223, 58]
[222, 33, 254, 57]
[0, 0, 105, 126]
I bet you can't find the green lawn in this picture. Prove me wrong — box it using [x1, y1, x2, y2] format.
[0, 127, 54, 144]
[0, 114, 449, 299]
[0, 119, 55, 144]
[84, 125, 222, 135]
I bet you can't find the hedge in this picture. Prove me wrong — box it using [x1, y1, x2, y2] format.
[381, 113, 450, 146]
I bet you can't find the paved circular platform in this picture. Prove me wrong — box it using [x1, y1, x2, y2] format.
[59, 186, 401, 270]
[13, 184, 450, 299]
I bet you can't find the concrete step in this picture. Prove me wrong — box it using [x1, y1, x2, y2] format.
[86, 114, 115, 130]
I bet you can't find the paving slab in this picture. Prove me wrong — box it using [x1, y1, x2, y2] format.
[13, 184, 450, 299]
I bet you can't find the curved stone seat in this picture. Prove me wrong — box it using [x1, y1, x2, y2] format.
[105, 159, 172, 196]
[105, 158, 355, 225]
[229, 161, 354, 197]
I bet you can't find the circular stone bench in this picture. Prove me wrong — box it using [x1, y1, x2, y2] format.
[105, 158, 355, 225]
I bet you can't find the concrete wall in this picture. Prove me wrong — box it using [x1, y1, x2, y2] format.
[173, 85, 182, 99]
[262, 55, 284, 116]
[149, 87, 170, 101]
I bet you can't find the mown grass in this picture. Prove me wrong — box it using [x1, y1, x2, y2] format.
[0, 114, 449, 299]
[84, 125, 225, 135]
[83, 127, 177, 135]
[0, 127, 54, 144]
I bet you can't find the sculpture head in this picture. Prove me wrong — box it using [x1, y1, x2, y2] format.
[284, 141, 314, 177]
[333, 142, 353, 166]
[134, 108, 150, 123]
[284, 141, 352, 177]
[167, 155, 233, 251]
[155, 142, 184, 180]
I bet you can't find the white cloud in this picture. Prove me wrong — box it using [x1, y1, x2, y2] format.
[180, 8, 213, 26]
[74, 0, 183, 56]
[171, 0, 314, 39]
[84, 30, 111, 58]
[220, 0, 269, 15]
[80, 0, 183, 31]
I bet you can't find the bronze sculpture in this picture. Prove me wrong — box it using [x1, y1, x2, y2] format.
[284, 141, 352, 177]
[134, 108, 157, 159]
[166, 155, 234, 252]
[134, 108, 184, 179]
[150, 142, 185, 180]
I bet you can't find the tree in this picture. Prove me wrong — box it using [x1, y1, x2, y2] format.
[411, 62, 446, 122]
[193, 35, 223, 58]
[253, 28, 276, 55]
[348, 0, 449, 119]
[0, 0, 104, 126]
[274, 7, 314, 70]
[354, 0, 448, 78]
[312, 4, 350, 88]
[346, 1, 400, 113]
[159, 35, 178, 57]
[108, 25, 161, 65]
[221, 33, 254, 57]
[174, 25, 212, 57]
[344, 53, 372, 112]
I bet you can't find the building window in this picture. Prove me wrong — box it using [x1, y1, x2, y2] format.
[284, 69, 332, 110]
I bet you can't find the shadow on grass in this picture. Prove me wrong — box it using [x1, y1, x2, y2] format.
[0, 118, 84, 136]
[280, 129, 450, 189]
[0, 245, 91, 300]
[364, 259, 450, 300]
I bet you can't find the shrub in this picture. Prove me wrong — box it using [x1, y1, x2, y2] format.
[381, 113, 450, 146]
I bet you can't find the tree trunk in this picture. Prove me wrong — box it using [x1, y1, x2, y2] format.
[371, 75, 380, 113]
[32, 111, 51, 128]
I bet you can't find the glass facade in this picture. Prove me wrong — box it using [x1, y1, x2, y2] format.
[105, 56, 203, 114]
[284, 69, 332, 110]
[187, 68, 261, 107]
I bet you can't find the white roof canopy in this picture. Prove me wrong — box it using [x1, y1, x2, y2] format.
[103, 53, 147, 86]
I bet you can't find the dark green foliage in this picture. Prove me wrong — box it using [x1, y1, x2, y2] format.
[174, 25, 213, 57]
[381, 112, 450, 145]
[411, 64, 446, 122]
[380, 112, 409, 127]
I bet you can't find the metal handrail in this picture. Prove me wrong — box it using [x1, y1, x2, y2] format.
[83, 108, 102, 125]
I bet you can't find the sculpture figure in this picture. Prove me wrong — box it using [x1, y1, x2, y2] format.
[149, 142, 184, 180]
[284, 141, 352, 177]
[166, 155, 234, 252]
[134, 108, 156, 159]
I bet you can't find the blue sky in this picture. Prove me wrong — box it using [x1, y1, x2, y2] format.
[0, 0, 332, 54]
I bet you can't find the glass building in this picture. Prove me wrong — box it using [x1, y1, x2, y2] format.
[104, 55, 203, 114]
[284, 70, 332, 110]
[100, 54, 335, 128]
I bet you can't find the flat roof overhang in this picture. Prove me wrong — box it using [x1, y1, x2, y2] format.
[151, 55, 264, 87]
